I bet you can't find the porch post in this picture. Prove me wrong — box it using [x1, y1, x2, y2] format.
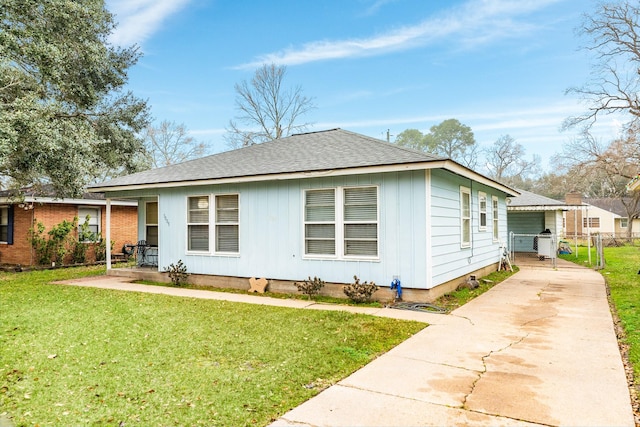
[106, 198, 112, 270]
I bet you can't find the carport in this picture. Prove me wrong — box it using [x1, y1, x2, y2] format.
[507, 189, 581, 264]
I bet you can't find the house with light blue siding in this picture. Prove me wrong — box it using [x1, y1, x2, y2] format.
[90, 129, 518, 301]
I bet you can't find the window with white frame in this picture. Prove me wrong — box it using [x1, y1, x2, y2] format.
[478, 192, 487, 231]
[583, 217, 600, 228]
[188, 196, 209, 251]
[0, 206, 9, 243]
[78, 207, 100, 242]
[304, 189, 336, 255]
[492, 196, 499, 241]
[460, 187, 471, 248]
[145, 202, 158, 246]
[215, 195, 239, 253]
[343, 186, 378, 256]
[304, 186, 378, 258]
[621, 217, 629, 228]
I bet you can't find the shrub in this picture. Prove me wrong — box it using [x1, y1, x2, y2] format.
[164, 260, 189, 286]
[343, 275, 378, 303]
[294, 276, 325, 299]
[28, 217, 78, 265]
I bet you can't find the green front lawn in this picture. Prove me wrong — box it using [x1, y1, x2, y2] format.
[0, 267, 425, 426]
[560, 246, 640, 386]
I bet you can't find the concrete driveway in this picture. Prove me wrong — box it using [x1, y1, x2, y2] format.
[58, 259, 636, 426]
[269, 260, 635, 427]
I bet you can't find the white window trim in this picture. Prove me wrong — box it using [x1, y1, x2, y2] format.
[303, 188, 337, 259]
[492, 195, 499, 242]
[78, 206, 101, 243]
[145, 201, 158, 246]
[0, 206, 9, 244]
[214, 193, 240, 255]
[302, 185, 379, 261]
[186, 194, 241, 256]
[620, 217, 628, 228]
[460, 186, 471, 248]
[186, 195, 211, 254]
[478, 191, 487, 231]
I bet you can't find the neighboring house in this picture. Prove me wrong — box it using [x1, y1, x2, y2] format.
[563, 193, 640, 238]
[506, 189, 572, 253]
[0, 187, 138, 266]
[89, 129, 518, 301]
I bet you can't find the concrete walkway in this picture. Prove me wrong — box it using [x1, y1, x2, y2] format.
[56, 260, 636, 427]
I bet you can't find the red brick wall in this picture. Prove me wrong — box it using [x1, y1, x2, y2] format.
[105, 205, 138, 253]
[0, 203, 138, 266]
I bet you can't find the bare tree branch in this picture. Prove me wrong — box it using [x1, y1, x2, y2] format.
[225, 64, 315, 148]
[565, 1, 640, 129]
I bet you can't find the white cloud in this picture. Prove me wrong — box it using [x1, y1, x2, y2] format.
[107, 0, 192, 46]
[235, 0, 563, 69]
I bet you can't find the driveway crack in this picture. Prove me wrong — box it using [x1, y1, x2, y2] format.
[461, 333, 529, 408]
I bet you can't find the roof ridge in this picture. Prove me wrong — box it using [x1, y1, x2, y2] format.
[334, 129, 444, 160]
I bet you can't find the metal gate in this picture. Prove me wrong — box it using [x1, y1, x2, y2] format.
[509, 232, 557, 268]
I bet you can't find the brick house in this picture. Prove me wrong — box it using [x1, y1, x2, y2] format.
[0, 188, 137, 266]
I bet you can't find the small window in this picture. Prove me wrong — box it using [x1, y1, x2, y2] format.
[188, 196, 209, 252]
[343, 187, 378, 257]
[492, 196, 499, 241]
[460, 187, 471, 248]
[78, 207, 100, 242]
[304, 189, 336, 255]
[215, 195, 239, 253]
[583, 217, 600, 228]
[145, 202, 159, 246]
[621, 218, 629, 228]
[0, 206, 9, 243]
[478, 192, 487, 231]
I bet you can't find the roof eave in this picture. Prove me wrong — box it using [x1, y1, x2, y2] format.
[90, 160, 519, 196]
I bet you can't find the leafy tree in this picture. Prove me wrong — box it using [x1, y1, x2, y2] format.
[143, 120, 207, 168]
[226, 64, 315, 148]
[484, 134, 541, 186]
[394, 128, 425, 150]
[423, 119, 478, 168]
[0, 0, 150, 197]
[565, 1, 640, 128]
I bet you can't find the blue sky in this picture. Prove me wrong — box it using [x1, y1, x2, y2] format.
[105, 0, 622, 172]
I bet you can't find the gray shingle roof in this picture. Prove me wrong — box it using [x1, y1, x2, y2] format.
[509, 189, 565, 207]
[90, 129, 444, 189]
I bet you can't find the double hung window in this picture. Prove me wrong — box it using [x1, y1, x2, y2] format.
[145, 202, 159, 246]
[78, 207, 100, 242]
[215, 195, 239, 253]
[492, 196, 499, 241]
[188, 196, 210, 251]
[304, 186, 378, 258]
[460, 187, 471, 248]
[478, 192, 487, 231]
[0, 206, 9, 243]
[187, 195, 239, 254]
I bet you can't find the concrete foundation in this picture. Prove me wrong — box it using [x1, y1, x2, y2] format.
[106, 262, 501, 303]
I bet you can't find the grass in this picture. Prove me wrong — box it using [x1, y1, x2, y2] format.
[0, 267, 425, 426]
[560, 246, 640, 386]
[434, 267, 519, 312]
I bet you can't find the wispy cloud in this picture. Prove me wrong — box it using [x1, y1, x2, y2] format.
[107, 0, 192, 46]
[235, 0, 562, 69]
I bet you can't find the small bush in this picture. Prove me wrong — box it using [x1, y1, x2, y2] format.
[343, 275, 378, 303]
[164, 260, 189, 286]
[294, 276, 325, 299]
